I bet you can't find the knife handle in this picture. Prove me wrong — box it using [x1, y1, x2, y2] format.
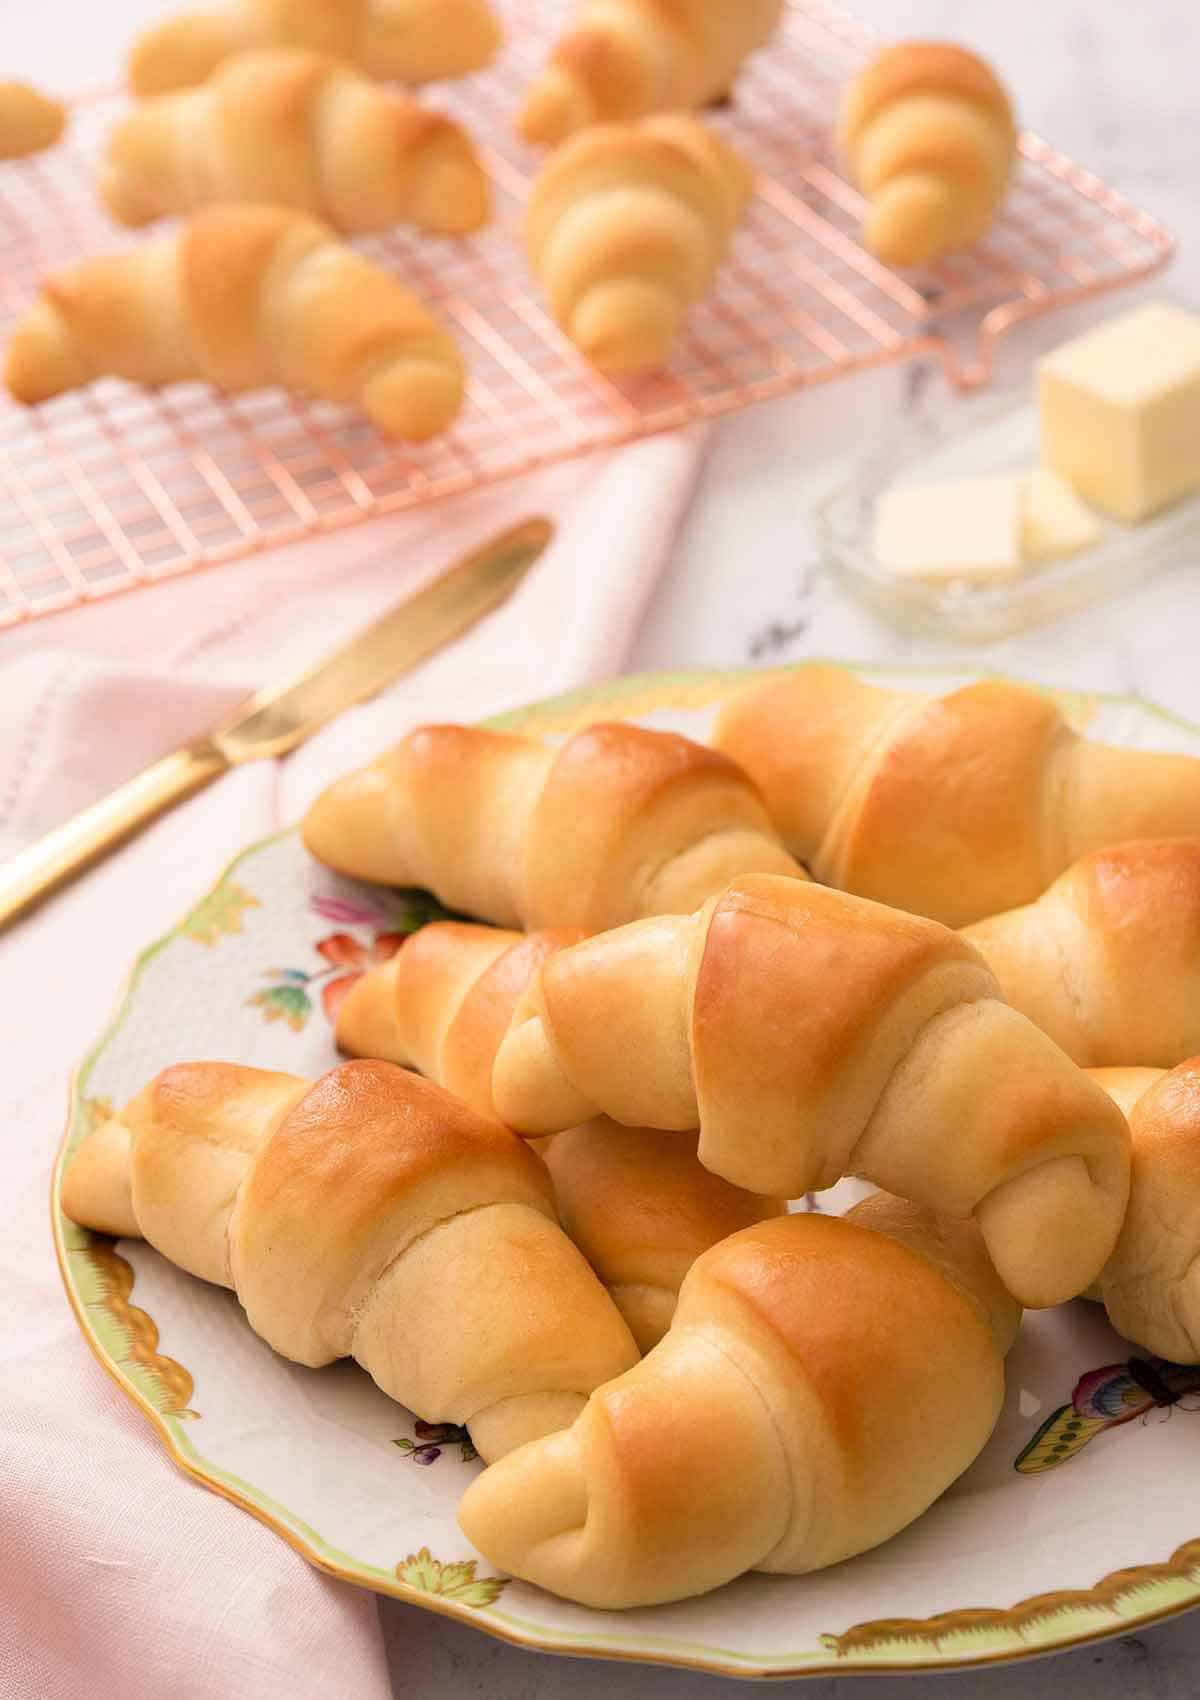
[0, 740, 228, 933]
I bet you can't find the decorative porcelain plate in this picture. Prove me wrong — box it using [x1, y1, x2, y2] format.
[54, 664, 1200, 1680]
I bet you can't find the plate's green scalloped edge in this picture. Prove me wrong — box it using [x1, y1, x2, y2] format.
[52, 663, 1200, 1681]
[62, 1223, 197, 1419]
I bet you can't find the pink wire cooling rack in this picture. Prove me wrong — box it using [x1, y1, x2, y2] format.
[0, 0, 1174, 627]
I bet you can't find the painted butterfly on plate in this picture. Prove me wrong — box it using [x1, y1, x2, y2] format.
[1015, 1355, 1200, 1473]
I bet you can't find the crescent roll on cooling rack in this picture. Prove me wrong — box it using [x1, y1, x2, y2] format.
[839, 41, 1017, 266]
[0, 81, 66, 160]
[128, 0, 502, 96]
[713, 665, 1200, 927]
[964, 839, 1200, 1068]
[102, 50, 490, 235]
[459, 1192, 1021, 1608]
[1089, 1061, 1200, 1363]
[490, 874, 1131, 1308]
[516, 0, 782, 145]
[59, 1059, 639, 1462]
[303, 719, 804, 931]
[336, 920, 785, 1350]
[4, 205, 464, 441]
[524, 115, 753, 375]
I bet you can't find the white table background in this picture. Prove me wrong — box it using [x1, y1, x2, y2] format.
[6, 2, 1199, 1695]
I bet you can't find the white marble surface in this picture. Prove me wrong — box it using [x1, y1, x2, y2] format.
[6, 1, 1200, 1696]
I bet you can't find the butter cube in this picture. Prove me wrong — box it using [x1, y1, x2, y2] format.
[1020, 467, 1102, 561]
[872, 474, 1023, 582]
[1038, 302, 1200, 521]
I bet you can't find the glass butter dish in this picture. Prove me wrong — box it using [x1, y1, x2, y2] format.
[816, 390, 1200, 643]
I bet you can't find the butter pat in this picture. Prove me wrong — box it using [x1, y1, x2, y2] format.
[1020, 467, 1102, 560]
[1038, 302, 1200, 521]
[873, 474, 1023, 582]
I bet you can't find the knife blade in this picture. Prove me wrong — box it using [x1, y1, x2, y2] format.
[0, 516, 553, 932]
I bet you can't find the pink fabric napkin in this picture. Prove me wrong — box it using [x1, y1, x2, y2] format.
[0, 428, 707, 1700]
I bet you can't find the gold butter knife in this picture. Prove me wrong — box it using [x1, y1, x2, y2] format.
[0, 516, 554, 933]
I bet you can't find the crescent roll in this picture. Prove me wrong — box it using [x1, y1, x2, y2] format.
[303, 719, 803, 932]
[516, 0, 782, 145]
[491, 874, 1131, 1308]
[1091, 1061, 1200, 1363]
[525, 114, 753, 374]
[0, 80, 66, 160]
[128, 0, 502, 95]
[714, 665, 1200, 927]
[102, 50, 490, 235]
[839, 41, 1016, 266]
[5, 205, 464, 441]
[59, 1059, 639, 1462]
[459, 1193, 1020, 1607]
[965, 839, 1200, 1068]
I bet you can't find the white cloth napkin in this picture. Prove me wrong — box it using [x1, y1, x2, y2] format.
[0, 428, 707, 1700]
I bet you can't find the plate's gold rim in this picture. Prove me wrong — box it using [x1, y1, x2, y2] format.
[52, 661, 1200, 1680]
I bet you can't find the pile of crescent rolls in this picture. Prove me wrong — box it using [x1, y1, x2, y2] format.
[63, 663, 1200, 1609]
[3, 3, 1020, 433]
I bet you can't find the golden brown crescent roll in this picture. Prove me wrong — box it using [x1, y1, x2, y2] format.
[839, 41, 1016, 266]
[542, 1121, 785, 1353]
[516, 0, 782, 145]
[1090, 1061, 1200, 1362]
[0, 80, 66, 160]
[525, 114, 753, 375]
[59, 1059, 639, 1462]
[964, 840, 1200, 1068]
[303, 719, 804, 932]
[491, 874, 1131, 1308]
[336, 922, 585, 1113]
[336, 920, 784, 1349]
[128, 0, 501, 96]
[713, 665, 1200, 927]
[102, 50, 490, 235]
[5, 205, 464, 441]
[458, 1193, 1021, 1608]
